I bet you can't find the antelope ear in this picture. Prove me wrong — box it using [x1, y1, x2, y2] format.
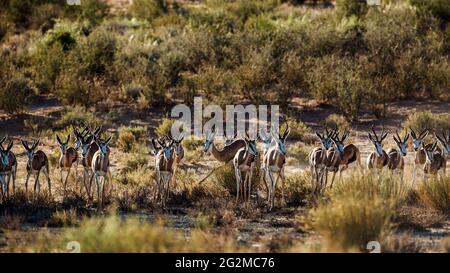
[393, 134, 399, 143]
[105, 135, 112, 144]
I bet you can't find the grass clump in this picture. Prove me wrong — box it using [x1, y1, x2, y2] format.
[285, 120, 312, 141]
[117, 126, 147, 152]
[418, 176, 450, 214]
[155, 118, 176, 138]
[323, 114, 351, 132]
[55, 106, 102, 130]
[402, 111, 450, 135]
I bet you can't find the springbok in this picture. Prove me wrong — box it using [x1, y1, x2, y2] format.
[323, 129, 361, 189]
[308, 128, 335, 194]
[258, 128, 273, 199]
[423, 141, 446, 181]
[57, 134, 78, 196]
[386, 130, 409, 180]
[21, 139, 51, 198]
[203, 126, 245, 163]
[263, 125, 290, 211]
[367, 125, 389, 171]
[167, 133, 185, 190]
[233, 132, 259, 203]
[91, 135, 112, 210]
[436, 129, 450, 160]
[0, 137, 17, 199]
[410, 128, 432, 185]
[154, 138, 175, 208]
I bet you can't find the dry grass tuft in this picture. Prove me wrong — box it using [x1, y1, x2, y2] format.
[417, 176, 450, 214]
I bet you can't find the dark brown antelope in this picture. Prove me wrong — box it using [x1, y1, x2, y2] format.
[203, 126, 245, 163]
[57, 134, 78, 196]
[154, 138, 175, 208]
[308, 127, 335, 194]
[323, 129, 361, 189]
[387, 130, 409, 181]
[423, 141, 446, 182]
[0, 136, 17, 199]
[233, 132, 259, 203]
[263, 125, 290, 211]
[367, 125, 389, 171]
[91, 135, 112, 210]
[21, 139, 51, 198]
[74, 126, 102, 199]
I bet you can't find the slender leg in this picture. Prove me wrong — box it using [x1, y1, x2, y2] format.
[25, 172, 31, 196]
[267, 170, 276, 211]
[43, 166, 51, 197]
[6, 172, 11, 197]
[96, 175, 101, 211]
[280, 170, 286, 205]
[64, 167, 71, 195]
[12, 164, 16, 194]
[235, 168, 241, 203]
[248, 167, 253, 202]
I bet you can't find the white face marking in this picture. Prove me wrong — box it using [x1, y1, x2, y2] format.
[81, 144, 90, 157]
[374, 142, 384, 157]
[398, 143, 407, 156]
[163, 146, 173, 160]
[277, 140, 286, 155]
[413, 139, 422, 151]
[335, 142, 345, 155]
[425, 150, 434, 162]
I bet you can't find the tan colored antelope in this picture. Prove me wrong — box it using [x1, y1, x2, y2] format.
[57, 134, 78, 196]
[309, 128, 335, 194]
[409, 128, 441, 186]
[21, 139, 51, 198]
[324, 129, 361, 189]
[264, 125, 290, 211]
[154, 138, 175, 208]
[74, 126, 102, 199]
[167, 133, 185, 190]
[91, 135, 112, 211]
[0, 137, 17, 199]
[367, 125, 389, 171]
[203, 126, 245, 163]
[233, 132, 259, 203]
[386, 130, 409, 181]
[423, 141, 446, 182]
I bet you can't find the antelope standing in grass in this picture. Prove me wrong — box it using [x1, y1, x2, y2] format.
[203, 126, 245, 163]
[21, 139, 51, 198]
[436, 130, 450, 161]
[367, 125, 389, 172]
[423, 141, 446, 182]
[386, 130, 409, 181]
[323, 129, 361, 189]
[264, 125, 290, 211]
[409, 128, 440, 186]
[74, 126, 101, 199]
[91, 135, 112, 211]
[233, 132, 259, 203]
[258, 128, 273, 198]
[308, 128, 335, 194]
[167, 133, 185, 190]
[154, 138, 175, 208]
[57, 134, 78, 196]
[0, 137, 17, 199]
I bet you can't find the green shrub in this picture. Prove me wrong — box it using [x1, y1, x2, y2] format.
[155, 118, 176, 138]
[54, 106, 102, 130]
[117, 126, 147, 152]
[128, 0, 167, 22]
[283, 173, 311, 206]
[0, 75, 32, 115]
[211, 164, 237, 194]
[323, 114, 351, 132]
[285, 120, 311, 141]
[402, 111, 450, 136]
[121, 153, 148, 172]
[410, 0, 450, 22]
[336, 0, 368, 19]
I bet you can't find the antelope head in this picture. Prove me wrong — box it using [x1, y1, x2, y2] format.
[331, 129, 348, 159]
[270, 124, 290, 156]
[21, 139, 39, 165]
[79, 133, 94, 158]
[95, 135, 112, 157]
[168, 132, 184, 156]
[424, 141, 438, 163]
[243, 132, 259, 156]
[56, 134, 71, 155]
[393, 130, 409, 156]
[0, 138, 13, 167]
[410, 127, 428, 152]
[435, 129, 450, 155]
[258, 128, 272, 151]
[157, 138, 174, 161]
[203, 126, 217, 154]
[315, 127, 335, 151]
[368, 125, 388, 157]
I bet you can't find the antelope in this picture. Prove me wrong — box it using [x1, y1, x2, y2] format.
[386, 130, 409, 180]
[154, 138, 175, 208]
[21, 139, 51, 198]
[367, 125, 389, 171]
[263, 125, 290, 211]
[308, 128, 335, 194]
[57, 134, 78, 196]
[436, 129, 450, 160]
[167, 133, 185, 190]
[410, 128, 435, 186]
[0, 137, 17, 199]
[258, 128, 273, 199]
[203, 126, 245, 163]
[74, 126, 102, 199]
[423, 141, 446, 181]
[323, 128, 361, 189]
[233, 132, 259, 203]
[91, 135, 112, 210]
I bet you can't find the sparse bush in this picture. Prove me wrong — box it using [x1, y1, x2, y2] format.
[402, 111, 450, 136]
[0, 75, 32, 115]
[323, 114, 351, 132]
[418, 176, 450, 214]
[117, 126, 147, 152]
[121, 153, 147, 172]
[211, 164, 237, 194]
[155, 118, 175, 138]
[284, 173, 311, 206]
[336, 0, 368, 19]
[54, 106, 101, 130]
[288, 144, 310, 165]
[285, 120, 311, 141]
[128, 0, 167, 22]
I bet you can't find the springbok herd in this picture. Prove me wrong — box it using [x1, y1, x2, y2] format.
[0, 124, 448, 211]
